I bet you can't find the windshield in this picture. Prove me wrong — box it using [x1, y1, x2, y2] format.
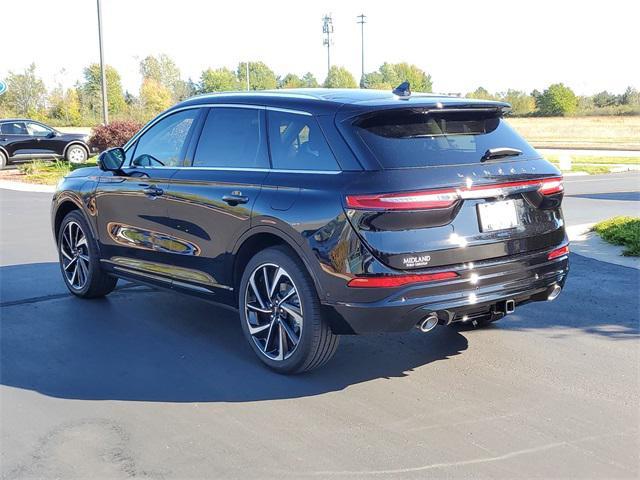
[350, 109, 539, 168]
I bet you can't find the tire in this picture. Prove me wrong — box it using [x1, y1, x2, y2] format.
[0, 150, 7, 170]
[239, 246, 339, 374]
[65, 144, 88, 164]
[57, 210, 117, 298]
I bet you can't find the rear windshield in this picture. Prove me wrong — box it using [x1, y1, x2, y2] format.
[350, 109, 538, 168]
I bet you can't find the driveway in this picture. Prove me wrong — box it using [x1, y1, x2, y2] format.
[1, 182, 638, 479]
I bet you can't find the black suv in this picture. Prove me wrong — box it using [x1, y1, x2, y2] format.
[0, 119, 96, 168]
[51, 89, 569, 373]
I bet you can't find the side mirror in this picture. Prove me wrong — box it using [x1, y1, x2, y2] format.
[97, 147, 126, 172]
[47, 131, 57, 138]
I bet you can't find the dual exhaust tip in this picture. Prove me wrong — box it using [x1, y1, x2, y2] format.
[417, 313, 439, 333]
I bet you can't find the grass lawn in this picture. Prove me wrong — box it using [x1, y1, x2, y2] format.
[507, 116, 640, 150]
[593, 217, 640, 256]
[17, 159, 97, 185]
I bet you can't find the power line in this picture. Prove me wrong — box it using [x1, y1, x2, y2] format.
[322, 14, 334, 78]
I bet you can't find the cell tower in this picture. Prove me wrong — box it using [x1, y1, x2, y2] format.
[357, 14, 367, 84]
[322, 14, 334, 77]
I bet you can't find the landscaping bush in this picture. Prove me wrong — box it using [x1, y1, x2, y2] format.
[88, 120, 143, 152]
[593, 216, 640, 256]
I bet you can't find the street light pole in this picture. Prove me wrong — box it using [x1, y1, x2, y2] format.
[96, 0, 108, 125]
[357, 14, 367, 85]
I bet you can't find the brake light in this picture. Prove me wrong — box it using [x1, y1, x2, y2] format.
[539, 178, 564, 195]
[548, 245, 569, 260]
[347, 271, 458, 288]
[346, 177, 564, 211]
[345, 189, 458, 210]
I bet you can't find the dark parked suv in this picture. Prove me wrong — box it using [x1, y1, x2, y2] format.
[0, 119, 97, 168]
[51, 88, 569, 373]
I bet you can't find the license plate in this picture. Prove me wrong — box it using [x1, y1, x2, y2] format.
[477, 200, 519, 232]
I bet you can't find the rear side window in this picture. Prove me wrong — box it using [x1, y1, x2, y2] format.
[349, 109, 538, 168]
[193, 107, 268, 168]
[267, 111, 339, 171]
[1, 122, 27, 135]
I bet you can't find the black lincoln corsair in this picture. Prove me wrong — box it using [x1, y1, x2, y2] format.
[51, 88, 569, 373]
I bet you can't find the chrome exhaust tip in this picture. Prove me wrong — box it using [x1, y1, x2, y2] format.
[418, 313, 439, 333]
[547, 284, 562, 301]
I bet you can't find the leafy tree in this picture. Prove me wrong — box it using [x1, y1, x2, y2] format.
[466, 87, 497, 101]
[301, 72, 319, 88]
[237, 62, 278, 90]
[498, 90, 535, 116]
[323, 66, 357, 88]
[199, 67, 238, 93]
[621, 86, 640, 106]
[80, 64, 126, 116]
[139, 54, 188, 101]
[362, 62, 432, 92]
[280, 73, 304, 89]
[592, 90, 619, 108]
[0, 63, 47, 117]
[534, 83, 577, 116]
[140, 78, 172, 116]
[49, 88, 82, 125]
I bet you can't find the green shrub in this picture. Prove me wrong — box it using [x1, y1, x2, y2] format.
[593, 216, 640, 256]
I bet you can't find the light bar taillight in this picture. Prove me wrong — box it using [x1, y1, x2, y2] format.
[548, 244, 569, 260]
[346, 177, 563, 211]
[347, 271, 458, 288]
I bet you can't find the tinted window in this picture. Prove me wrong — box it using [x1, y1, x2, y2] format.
[193, 107, 268, 168]
[350, 109, 538, 168]
[267, 111, 339, 171]
[131, 109, 198, 167]
[1, 122, 27, 135]
[26, 122, 52, 137]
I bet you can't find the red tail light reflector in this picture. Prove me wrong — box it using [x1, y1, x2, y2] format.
[548, 245, 569, 260]
[539, 178, 564, 195]
[347, 271, 458, 288]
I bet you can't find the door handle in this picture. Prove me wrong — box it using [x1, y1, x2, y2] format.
[143, 185, 164, 197]
[222, 194, 249, 205]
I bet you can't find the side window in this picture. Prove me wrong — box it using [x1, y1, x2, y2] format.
[267, 111, 339, 171]
[131, 109, 199, 167]
[26, 122, 52, 137]
[192, 107, 268, 168]
[1, 122, 27, 135]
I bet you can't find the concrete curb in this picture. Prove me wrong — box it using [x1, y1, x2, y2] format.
[0, 181, 55, 193]
[567, 222, 639, 270]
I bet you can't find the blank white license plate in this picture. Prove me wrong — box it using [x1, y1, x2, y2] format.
[477, 200, 519, 232]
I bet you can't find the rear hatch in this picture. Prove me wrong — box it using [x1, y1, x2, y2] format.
[337, 104, 566, 270]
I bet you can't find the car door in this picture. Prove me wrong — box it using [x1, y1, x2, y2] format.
[0, 121, 29, 157]
[162, 105, 269, 297]
[24, 122, 57, 156]
[94, 108, 203, 286]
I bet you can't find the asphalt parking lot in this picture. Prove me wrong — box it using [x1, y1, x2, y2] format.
[1, 174, 639, 479]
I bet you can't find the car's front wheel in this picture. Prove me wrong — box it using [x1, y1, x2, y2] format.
[0, 150, 7, 170]
[65, 145, 88, 164]
[57, 210, 117, 298]
[239, 246, 339, 374]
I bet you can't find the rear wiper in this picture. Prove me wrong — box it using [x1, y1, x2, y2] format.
[481, 147, 522, 162]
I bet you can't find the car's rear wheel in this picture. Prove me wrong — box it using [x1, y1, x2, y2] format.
[0, 150, 7, 169]
[57, 210, 117, 298]
[239, 246, 339, 374]
[66, 145, 88, 164]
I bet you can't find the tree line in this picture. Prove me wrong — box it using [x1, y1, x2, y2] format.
[0, 55, 637, 126]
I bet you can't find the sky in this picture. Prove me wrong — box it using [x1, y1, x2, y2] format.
[2, 0, 638, 96]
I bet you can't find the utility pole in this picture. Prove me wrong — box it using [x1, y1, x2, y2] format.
[246, 61, 250, 91]
[357, 14, 367, 85]
[96, 0, 108, 125]
[322, 14, 334, 78]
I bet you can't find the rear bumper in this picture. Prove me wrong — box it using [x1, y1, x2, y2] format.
[322, 246, 569, 334]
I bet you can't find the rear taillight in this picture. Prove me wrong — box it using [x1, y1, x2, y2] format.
[539, 178, 564, 195]
[347, 271, 458, 288]
[548, 244, 569, 260]
[346, 177, 563, 211]
[345, 189, 458, 210]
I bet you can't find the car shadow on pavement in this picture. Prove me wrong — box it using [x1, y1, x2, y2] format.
[1, 263, 468, 403]
[567, 191, 639, 202]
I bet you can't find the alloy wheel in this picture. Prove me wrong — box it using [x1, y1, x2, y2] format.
[244, 263, 303, 361]
[60, 221, 90, 290]
[68, 146, 86, 164]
